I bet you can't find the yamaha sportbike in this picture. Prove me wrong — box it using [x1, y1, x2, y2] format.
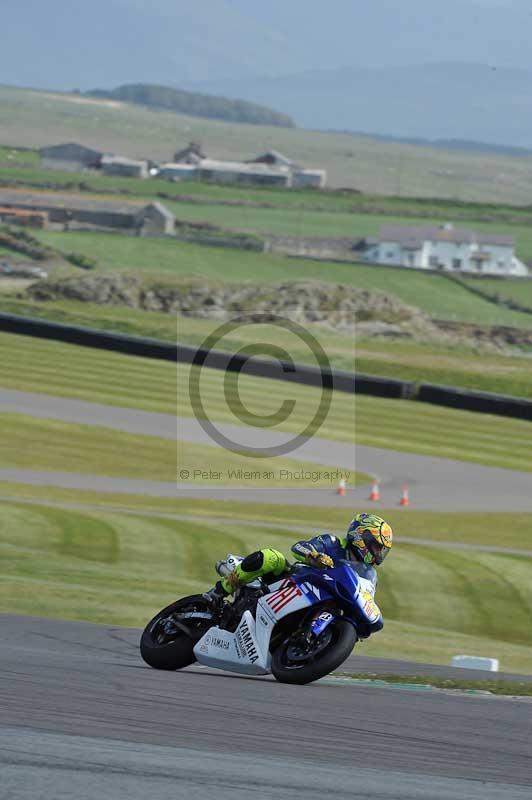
[140, 554, 381, 684]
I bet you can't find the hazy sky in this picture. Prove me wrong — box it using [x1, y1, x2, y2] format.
[3, 0, 532, 91]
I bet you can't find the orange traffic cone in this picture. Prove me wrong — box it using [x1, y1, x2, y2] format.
[369, 480, 380, 501]
[399, 484, 410, 507]
[337, 478, 347, 497]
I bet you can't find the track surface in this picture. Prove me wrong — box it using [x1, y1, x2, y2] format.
[1, 389, 531, 511]
[1, 615, 531, 800]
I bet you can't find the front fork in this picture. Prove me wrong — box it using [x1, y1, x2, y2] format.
[309, 607, 336, 638]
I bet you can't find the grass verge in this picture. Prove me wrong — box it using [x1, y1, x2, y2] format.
[333, 673, 532, 695]
[1, 483, 532, 551]
[0, 413, 363, 488]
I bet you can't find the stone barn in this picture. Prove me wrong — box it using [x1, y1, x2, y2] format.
[139, 202, 176, 236]
[0, 189, 174, 235]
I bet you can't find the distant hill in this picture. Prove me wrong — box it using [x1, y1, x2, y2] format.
[334, 133, 532, 159]
[86, 84, 294, 128]
[191, 62, 532, 148]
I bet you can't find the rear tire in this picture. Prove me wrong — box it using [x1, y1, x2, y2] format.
[140, 595, 213, 671]
[272, 619, 357, 685]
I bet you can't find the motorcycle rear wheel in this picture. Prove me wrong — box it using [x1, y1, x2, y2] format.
[140, 594, 213, 671]
[271, 619, 357, 685]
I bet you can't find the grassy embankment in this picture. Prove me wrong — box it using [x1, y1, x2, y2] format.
[24, 231, 532, 329]
[4, 84, 532, 203]
[1, 497, 531, 673]
[0, 331, 531, 471]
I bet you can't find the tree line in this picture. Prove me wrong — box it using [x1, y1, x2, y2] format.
[86, 84, 295, 128]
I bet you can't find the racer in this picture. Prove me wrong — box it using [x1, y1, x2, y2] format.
[203, 512, 393, 636]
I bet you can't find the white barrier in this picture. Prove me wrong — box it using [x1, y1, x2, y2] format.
[451, 655, 499, 672]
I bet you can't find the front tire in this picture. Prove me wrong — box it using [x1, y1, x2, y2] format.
[272, 619, 357, 685]
[140, 595, 214, 671]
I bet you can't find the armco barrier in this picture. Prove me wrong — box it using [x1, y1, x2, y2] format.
[0, 312, 176, 362]
[418, 383, 532, 421]
[0, 311, 414, 397]
[2, 311, 530, 418]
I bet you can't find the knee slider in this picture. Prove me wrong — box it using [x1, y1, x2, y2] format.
[240, 551, 264, 572]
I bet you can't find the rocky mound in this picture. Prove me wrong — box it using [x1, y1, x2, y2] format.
[26, 273, 443, 339]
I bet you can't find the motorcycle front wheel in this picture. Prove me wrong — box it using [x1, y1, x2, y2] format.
[271, 619, 357, 685]
[140, 594, 214, 671]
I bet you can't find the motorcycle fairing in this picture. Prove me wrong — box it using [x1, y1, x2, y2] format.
[193, 563, 380, 676]
[193, 577, 314, 675]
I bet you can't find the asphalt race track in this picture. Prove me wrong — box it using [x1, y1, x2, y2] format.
[1, 615, 531, 800]
[1, 388, 531, 511]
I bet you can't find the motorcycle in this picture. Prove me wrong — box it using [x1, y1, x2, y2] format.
[140, 554, 382, 684]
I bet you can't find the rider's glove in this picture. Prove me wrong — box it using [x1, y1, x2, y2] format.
[224, 569, 243, 592]
[202, 580, 229, 607]
[306, 548, 334, 569]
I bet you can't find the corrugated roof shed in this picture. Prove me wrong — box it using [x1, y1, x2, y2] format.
[39, 142, 102, 162]
[199, 159, 289, 177]
[101, 155, 148, 168]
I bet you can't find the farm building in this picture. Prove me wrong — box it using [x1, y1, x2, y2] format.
[173, 141, 206, 164]
[39, 143, 102, 172]
[157, 163, 198, 180]
[0, 189, 175, 236]
[140, 202, 175, 236]
[0, 207, 48, 228]
[101, 155, 149, 179]
[250, 150, 326, 187]
[249, 149, 294, 168]
[197, 159, 290, 187]
[359, 223, 528, 276]
[169, 142, 327, 188]
[292, 168, 327, 189]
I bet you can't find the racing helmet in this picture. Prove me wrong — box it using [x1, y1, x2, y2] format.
[346, 513, 393, 566]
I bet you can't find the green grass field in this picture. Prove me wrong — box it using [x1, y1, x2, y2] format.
[1, 332, 531, 471]
[26, 231, 532, 328]
[6, 143, 532, 233]
[461, 275, 532, 312]
[3, 294, 532, 397]
[0, 413, 362, 489]
[0, 497, 530, 672]
[354, 339, 532, 399]
[5, 84, 532, 203]
[1, 481, 531, 551]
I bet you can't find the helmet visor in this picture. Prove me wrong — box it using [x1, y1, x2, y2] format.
[362, 532, 390, 565]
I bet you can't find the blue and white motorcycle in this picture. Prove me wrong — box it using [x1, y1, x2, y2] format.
[140, 553, 382, 684]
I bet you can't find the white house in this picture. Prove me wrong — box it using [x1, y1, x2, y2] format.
[361, 223, 528, 277]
